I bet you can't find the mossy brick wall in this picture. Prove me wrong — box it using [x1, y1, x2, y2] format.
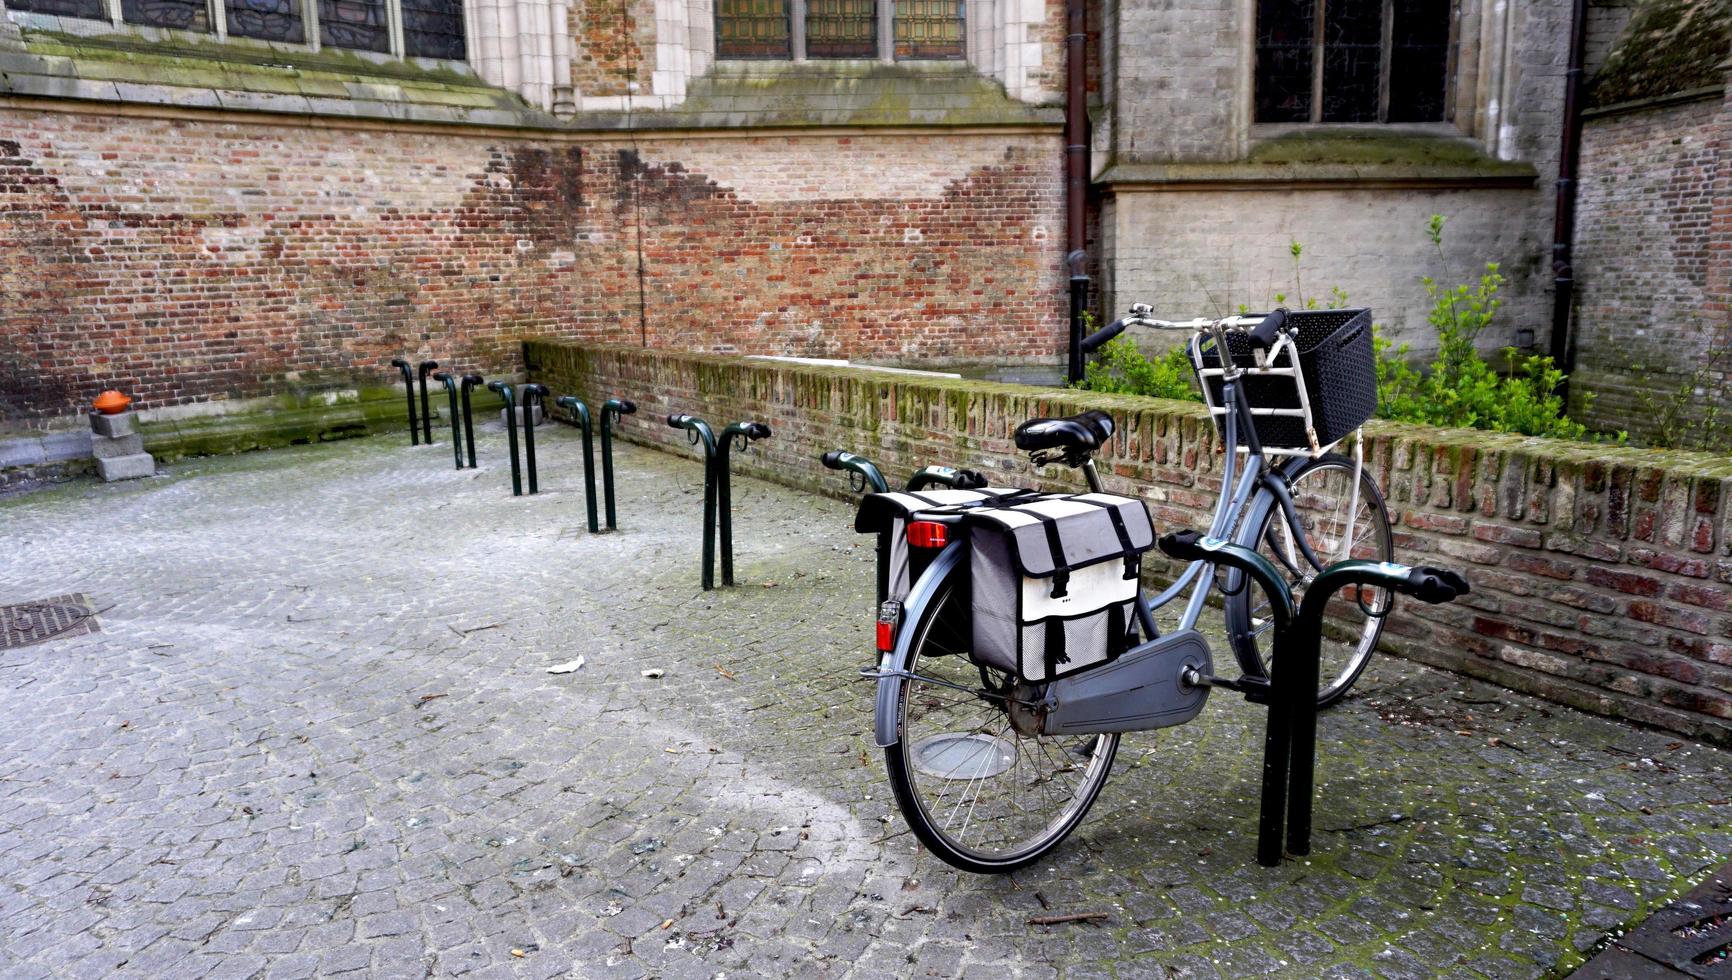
[1572, 85, 1731, 438]
[529, 341, 1732, 745]
[0, 108, 1063, 428]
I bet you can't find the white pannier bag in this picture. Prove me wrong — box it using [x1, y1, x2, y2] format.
[853, 487, 1032, 602]
[965, 493, 1156, 683]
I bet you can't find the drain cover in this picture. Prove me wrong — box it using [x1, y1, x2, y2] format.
[910, 733, 1015, 781]
[0, 594, 99, 650]
[1583, 865, 1732, 977]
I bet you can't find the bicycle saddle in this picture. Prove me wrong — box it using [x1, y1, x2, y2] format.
[1014, 410, 1115, 453]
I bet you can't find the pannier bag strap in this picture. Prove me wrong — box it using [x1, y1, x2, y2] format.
[1044, 619, 1069, 675]
[1070, 496, 1143, 581]
[1034, 512, 1071, 599]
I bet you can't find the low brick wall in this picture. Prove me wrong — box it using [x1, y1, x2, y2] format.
[528, 341, 1732, 745]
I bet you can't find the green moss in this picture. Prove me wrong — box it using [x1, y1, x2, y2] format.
[1589, 0, 1731, 107]
[1248, 131, 1519, 169]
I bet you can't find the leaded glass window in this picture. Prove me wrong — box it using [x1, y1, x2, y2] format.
[3, 0, 106, 18]
[402, 0, 465, 58]
[806, 0, 875, 58]
[319, 0, 390, 52]
[894, 0, 962, 59]
[716, 0, 792, 57]
[121, 0, 209, 29]
[226, 0, 304, 41]
[1255, 0, 1453, 124]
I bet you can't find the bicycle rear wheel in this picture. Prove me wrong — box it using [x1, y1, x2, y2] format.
[883, 574, 1119, 874]
[1225, 452, 1393, 708]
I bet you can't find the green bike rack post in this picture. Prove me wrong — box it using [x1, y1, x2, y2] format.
[458, 374, 484, 468]
[600, 398, 637, 530]
[389, 358, 419, 446]
[717, 420, 772, 587]
[417, 360, 439, 445]
[556, 396, 599, 533]
[487, 381, 522, 496]
[520, 383, 549, 495]
[666, 413, 718, 590]
[432, 372, 463, 469]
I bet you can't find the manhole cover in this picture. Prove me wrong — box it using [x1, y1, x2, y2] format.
[0, 594, 99, 650]
[910, 733, 1016, 780]
[1580, 864, 1732, 977]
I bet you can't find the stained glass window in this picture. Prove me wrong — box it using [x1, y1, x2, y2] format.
[320, 0, 390, 52]
[3, 0, 106, 18]
[716, 0, 792, 57]
[123, 0, 211, 30]
[893, 0, 962, 59]
[1388, 0, 1451, 121]
[1256, 0, 1452, 123]
[806, 0, 875, 57]
[402, 0, 465, 58]
[226, 0, 305, 42]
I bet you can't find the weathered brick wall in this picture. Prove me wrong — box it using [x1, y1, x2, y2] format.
[529, 341, 1732, 745]
[1573, 91, 1731, 439]
[0, 108, 1064, 427]
[571, 0, 655, 96]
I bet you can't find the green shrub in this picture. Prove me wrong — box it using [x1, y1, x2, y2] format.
[1080, 335, 1201, 402]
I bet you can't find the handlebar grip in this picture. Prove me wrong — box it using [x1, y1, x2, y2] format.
[1404, 566, 1470, 604]
[1247, 308, 1287, 349]
[821, 450, 849, 469]
[745, 422, 771, 441]
[1079, 317, 1129, 354]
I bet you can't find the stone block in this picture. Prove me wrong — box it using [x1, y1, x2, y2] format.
[96, 453, 156, 482]
[92, 433, 145, 459]
[41, 430, 93, 462]
[89, 411, 137, 438]
[0, 437, 46, 469]
[501, 405, 545, 427]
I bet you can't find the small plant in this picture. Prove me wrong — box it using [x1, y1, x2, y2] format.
[1631, 325, 1732, 452]
[1080, 335, 1201, 402]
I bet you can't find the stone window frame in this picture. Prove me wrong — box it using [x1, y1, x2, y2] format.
[1250, 0, 1460, 125]
[711, 0, 965, 63]
[0, 0, 456, 62]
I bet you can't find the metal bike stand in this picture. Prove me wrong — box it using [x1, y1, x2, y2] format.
[1157, 531, 1297, 867]
[458, 375, 484, 468]
[432, 372, 462, 469]
[487, 381, 522, 496]
[417, 360, 439, 445]
[600, 398, 637, 530]
[906, 465, 989, 492]
[555, 396, 599, 532]
[717, 420, 772, 587]
[520, 384, 549, 495]
[821, 450, 891, 600]
[666, 414, 719, 590]
[1284, 559, 1469, 856]
[388, 358, 419, 446]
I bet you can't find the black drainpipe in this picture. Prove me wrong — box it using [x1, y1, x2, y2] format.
[1548, 0, 1589, 399]
[1064, 0, 1089, 384]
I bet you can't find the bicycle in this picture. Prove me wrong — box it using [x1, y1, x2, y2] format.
[825, 306, 1396, 872]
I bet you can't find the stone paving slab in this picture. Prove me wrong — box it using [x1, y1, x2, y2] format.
[0, 426, 1729, 979]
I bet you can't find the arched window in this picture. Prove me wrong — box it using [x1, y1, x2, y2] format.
[5, 0, 466, 60]
[1255, 0, 1452, 123]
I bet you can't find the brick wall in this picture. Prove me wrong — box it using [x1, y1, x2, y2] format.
[1572, 91, 1731, 438]
[529, 341, 1732, 745]
[0, 108, 1064, 427]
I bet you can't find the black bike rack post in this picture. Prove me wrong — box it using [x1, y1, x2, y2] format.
[906, 465, 989, 492]
[666, 414, 719, 590]
[458, 374, 484, 468]
[822, 450, 892, 601]
[600, 398, 637, 530]
[433, 372, 462, 469]
[520, 384, 549, 494]
[1285, 560, 1469, 857]
[417, 360, 439, 445]
[389, 358, 419, 446]
[717, 420, 772, 587]
[556, 396, 599, 532]
[488, 381, 522, 496]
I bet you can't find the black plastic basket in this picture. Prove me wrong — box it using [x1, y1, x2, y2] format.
[1195, 308, 1377, 450]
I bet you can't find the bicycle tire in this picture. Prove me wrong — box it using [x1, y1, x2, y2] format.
[883, 572, 1119, 874]
[1224, 453, 1393, 708]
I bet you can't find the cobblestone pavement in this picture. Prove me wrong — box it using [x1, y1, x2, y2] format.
[2, 425, 1730, 980]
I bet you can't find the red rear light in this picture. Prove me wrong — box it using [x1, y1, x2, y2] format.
[876, 600, 901, 653]
[906, 521, 949, 549]
[876, 620, 895, 652]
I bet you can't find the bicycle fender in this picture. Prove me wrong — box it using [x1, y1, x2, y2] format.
[873, 539, 966, 749]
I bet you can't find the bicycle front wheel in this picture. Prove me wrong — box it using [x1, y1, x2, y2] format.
[883, 574, 1119, 874]
[1225, 452, 1394, 707]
